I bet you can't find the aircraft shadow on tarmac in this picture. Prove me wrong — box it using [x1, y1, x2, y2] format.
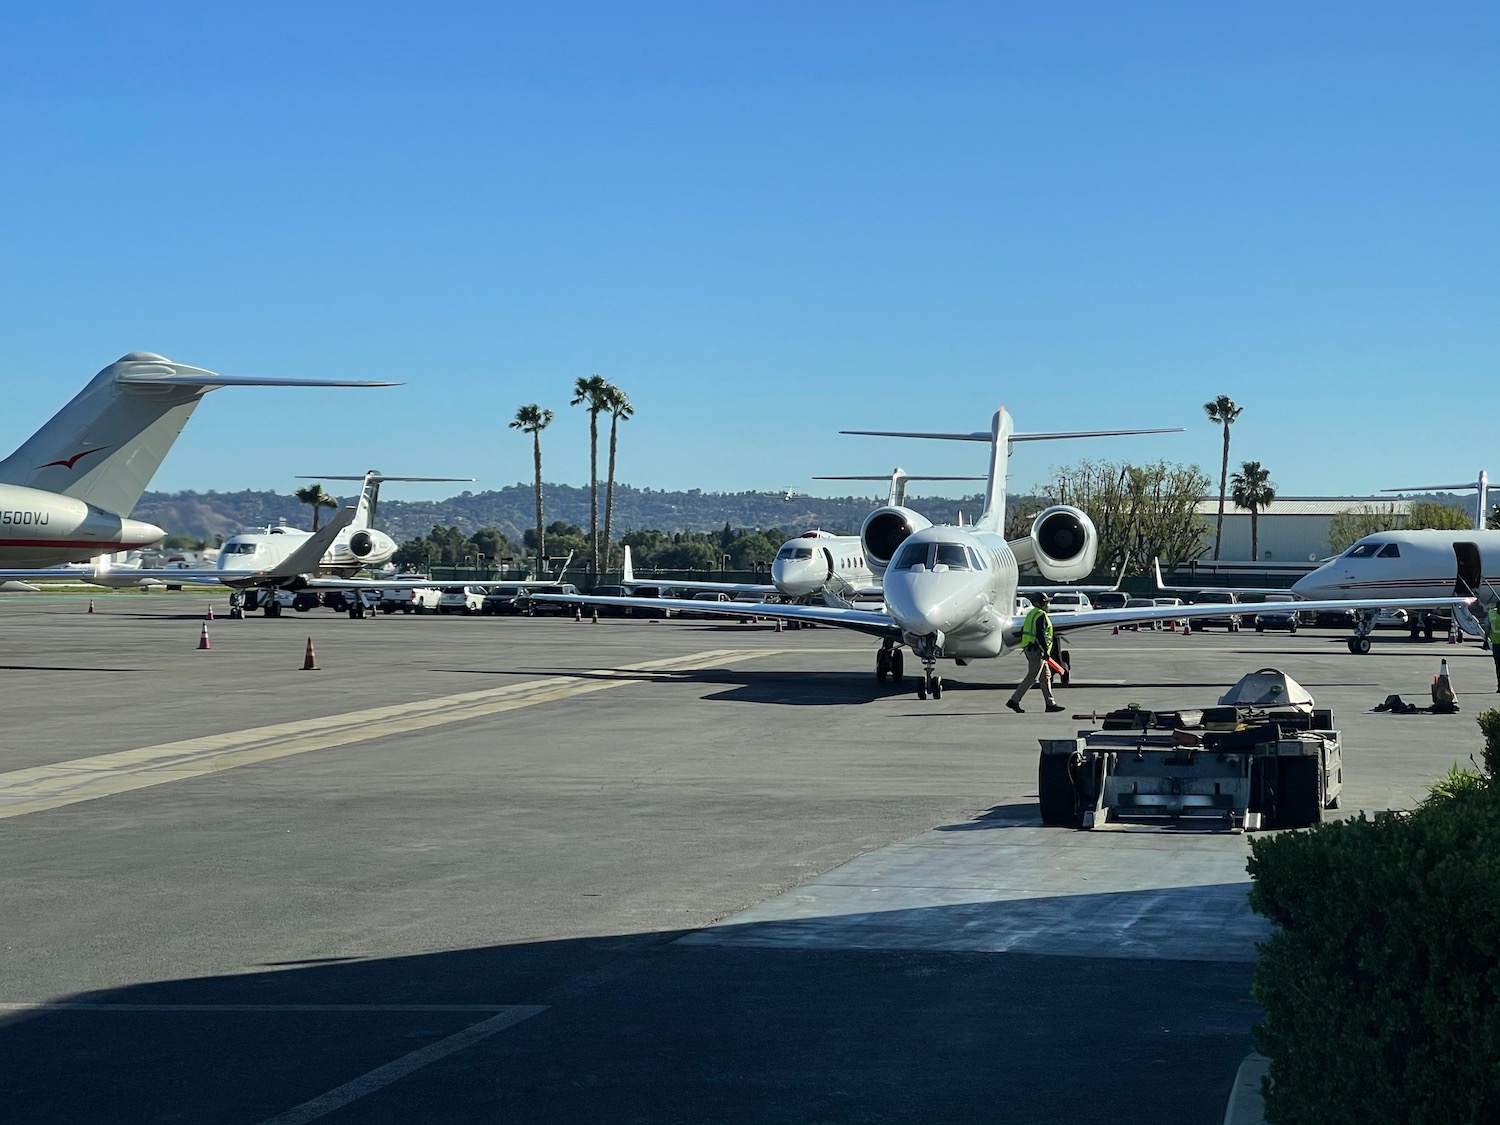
[0, 664, 143, 673]
[0, 899, 1260, 1125]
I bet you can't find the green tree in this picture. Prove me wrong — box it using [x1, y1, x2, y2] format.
[293, 483, 339, 532]
[571, 374, 612, 576]
[509, 404, 553, 575]
[1204, 395, 1243, 561]
[1230, 460, 1277, 563]
[1328, 503, 1404, 554]
[601, 385, 633, 574]
[1018, 460, 1209, 573]
[1408, 500, 1474, 532]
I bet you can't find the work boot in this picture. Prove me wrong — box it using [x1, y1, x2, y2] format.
[1006, 701, 1024, 714]
[1045, 703, 1066, 713]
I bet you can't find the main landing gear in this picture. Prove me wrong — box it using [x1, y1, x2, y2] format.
[874, 639, 905, 684]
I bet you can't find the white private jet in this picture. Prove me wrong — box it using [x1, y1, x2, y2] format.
[0, 352, 395, 571]
[1290, 529, 1499, 651]
[99, 472, 472, 617]
[535, 409, 1473, 698]
[620, 470, 983, 604]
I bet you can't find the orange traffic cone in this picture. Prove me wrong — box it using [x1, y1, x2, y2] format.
[1111, 624, 1119, 635]
[197, 623, 211, 650]
[302, 637, 319, 671]
[1182, 620, 1192, 637]
[591, 607, 599, 623]
[87, 599, 95, 614]
[206, 604, 214, 621]
[574, 607, 582, 622]
[775, 618, 783, 632]
[1448, 619, 1460, 644]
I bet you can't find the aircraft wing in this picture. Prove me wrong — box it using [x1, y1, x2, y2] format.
[525, 592, 900, 640]
[634, 577, 781, 596]
[1047, 594, 1474, 634]
[1151, 557, 1314, 597]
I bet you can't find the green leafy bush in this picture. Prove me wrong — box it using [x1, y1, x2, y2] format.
[1247, 713, 1500, 1124]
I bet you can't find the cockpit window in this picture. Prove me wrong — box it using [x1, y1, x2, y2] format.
[891, 541, 931, 571]
[966, 546, 988, 571]
[776, 546, 814, 561]
[1344, 543, 1382, 558]
[1377, 543, 1400, 558]
[934, 544, 970, 570]
[221, 543, 259, 555]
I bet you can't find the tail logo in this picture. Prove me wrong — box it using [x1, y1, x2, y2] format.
[39, 446, 111, 471]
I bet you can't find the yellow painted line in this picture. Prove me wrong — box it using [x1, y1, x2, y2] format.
[0, 648, 785, 820]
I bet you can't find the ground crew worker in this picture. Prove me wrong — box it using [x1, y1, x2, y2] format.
[1008, 591, 1067, 714]
[1487, 603, 1500, 691]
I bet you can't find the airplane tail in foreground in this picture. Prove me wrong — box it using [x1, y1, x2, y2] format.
[0, 353, 397, 518]
[812, 470, 986, 511]
[841, 411, 1183, 533]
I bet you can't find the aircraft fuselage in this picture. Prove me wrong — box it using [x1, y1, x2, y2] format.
[1291, 530, 1500, 601]
[0, 482, 166, 567]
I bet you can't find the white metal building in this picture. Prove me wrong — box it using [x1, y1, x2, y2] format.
[1194, 497, 1412, 563]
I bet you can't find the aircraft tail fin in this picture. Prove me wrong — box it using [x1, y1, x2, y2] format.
[258, 504, 358, 580]
[841, 414, 1183, 534]
[296, 474, 473, 532]
[0, 353, 396, 518]
[623, 545, 635, 584]
[812, 470, 985, 510]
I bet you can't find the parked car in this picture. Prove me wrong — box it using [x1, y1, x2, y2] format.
[1124, 596, 1163, 630]
[481, 585, 527, 615]
[1374, 607, 1409, 630]
[522, 583, 583, 617]
[1308, 607, 1358, 629]
[1253, 593, 1300, 633]
[586, 584, 632, 617]
[1191, 590, 1242, 631]
[380, 584, 441, 614]
[623, 584, 677, 618]
[678, 590, 756, 621]
[438, 585, 487, 614]
[1046, 591, 1093, 614]
[1092, 591, 1130, 611]
[1152, 597, 1188, 630]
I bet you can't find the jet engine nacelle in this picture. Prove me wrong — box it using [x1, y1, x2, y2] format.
[1009, 505, 1097, 582]
[348, 530, 377, 558]
[860, 506, 933, 573]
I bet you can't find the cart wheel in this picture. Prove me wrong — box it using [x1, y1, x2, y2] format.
[1038, 755, 1077, 826]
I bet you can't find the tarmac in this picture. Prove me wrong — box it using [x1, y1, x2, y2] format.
[0, 593, 1487, 1123]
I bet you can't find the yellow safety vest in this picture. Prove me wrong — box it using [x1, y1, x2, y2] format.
[1488, 608, 1500, 645]
[1022, 607, 1053, 651]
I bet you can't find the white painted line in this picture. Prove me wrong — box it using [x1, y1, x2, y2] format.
[254, 1005, 546, 1125]
[0, 1003, 522, 1013]
[0, 648, 787, 819]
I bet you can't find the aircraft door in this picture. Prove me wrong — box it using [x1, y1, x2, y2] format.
[1454, 542, 1482, 595]
[821, 548, 835, 582]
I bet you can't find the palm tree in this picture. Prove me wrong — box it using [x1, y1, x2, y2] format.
[1203, 395, 1243, 561]
[601, 385, 633, 573]
[571, 374, 611, 575]
[293, 483, 339, 532]
[1230, 460, 1276, 564]
[509, 404, 554, 576]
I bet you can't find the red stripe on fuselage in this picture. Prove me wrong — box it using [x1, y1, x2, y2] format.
[0, 538, 144, 550]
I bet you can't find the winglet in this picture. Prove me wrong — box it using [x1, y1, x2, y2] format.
[257, 504, 357, 580]
[1153, 558, 1167, 591]
[623, 545, 635, 584]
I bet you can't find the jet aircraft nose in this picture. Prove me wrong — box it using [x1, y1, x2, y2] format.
[772, 556, 823, 596]
[883, 567, 982, 637]
[1290, 566, 1335, 599]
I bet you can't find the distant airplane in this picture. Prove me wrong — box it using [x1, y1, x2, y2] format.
[0, 352, 396, 570]
[101, 472, 473, 617]
[538, 409, 1467, 698]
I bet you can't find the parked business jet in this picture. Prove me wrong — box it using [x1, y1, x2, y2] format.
[536, 409, 1470, 697]
[1290, 529, 1499, 651]
[0, 352, 396, 570]
[622, 470, 982, 603]
[97, 472, 470, 616]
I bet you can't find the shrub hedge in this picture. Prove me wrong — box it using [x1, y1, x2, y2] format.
[1246, 712, 1500, 1125]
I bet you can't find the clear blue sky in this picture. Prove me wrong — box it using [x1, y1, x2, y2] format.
[1, 2, 1495, 507]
